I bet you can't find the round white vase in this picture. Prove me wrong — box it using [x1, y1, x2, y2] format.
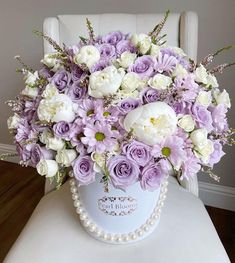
[69, 174, 168, 244]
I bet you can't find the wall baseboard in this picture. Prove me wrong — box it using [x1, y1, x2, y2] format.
[0, 143, 234, 211]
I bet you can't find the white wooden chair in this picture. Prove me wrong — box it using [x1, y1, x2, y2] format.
[3, 13, 230, 263]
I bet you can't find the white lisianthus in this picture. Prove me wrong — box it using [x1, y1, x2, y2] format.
[36, 159, 58, 177]
[24, 71, 39, 87]
[207, 74, 219, 88]
[194, 139, 214, 164]
[195, 64, 208, 85]
[46, 137, 65, 151]
[123, 102, 177, 146]
[121, 72, 144, 93]
[117, 51, 136, 68]
[178, 115, 195, 132]
[148, 74, 172, 90]
[150, 44, 161, 56]
[190, 128, 208, 148]
[39, 129, 53, 144]
[88, 66, 125, 98]
[41, 53, 63, 72]
[56, 149, 77, 167]
[74, 45, 100, 69]
[130, 33, 151, 54]
[196, 91, 212, 107]
[21, 86, 39, 98]
[7, 113, 21, 130]
[37, 94, 75, 123]
[172, 64, 188, 78]
[42, 84, 59, 99]
[214, 89, 231, 108]
[91, 152, 106, 172]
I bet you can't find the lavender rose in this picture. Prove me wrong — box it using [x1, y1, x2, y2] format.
[116, 40, 136, 55]
[140, 88, 159, 104]
[107, 155, 140, 190]
[192, 104, 213, 132]
[30, 144, 54, 166]
[122, 140, 151, 166]
[118, 98, 140, 114]
[129, 56, 154, 78]
[97, 43, 116, 59]
[102, 31, 124, 45]
[51, 69, 71, 92]
[53, 121, 77, 140]
[71, 64, 84, 82]
[73, 156, 96, 185]
[140, 162, 164, 191]
[67, 81, 87, 101]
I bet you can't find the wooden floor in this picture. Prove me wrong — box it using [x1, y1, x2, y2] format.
[0, 161, 234, 262]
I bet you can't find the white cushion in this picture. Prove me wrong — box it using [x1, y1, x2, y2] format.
[3, 177, 229, 263]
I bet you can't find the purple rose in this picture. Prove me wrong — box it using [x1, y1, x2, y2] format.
[38, 67, 54, 79]
[30, 144, 54, 166]
[172, 101, 192, 115]
[122, 140, 151, 166]
[208, 140, 225, 167]
[67, 81, 87, 101]
[210, 104, 228, 133]
[51, 69, 71, 92]
[118, 98, 140, 114]
[102, 31, 124, 45]
[140, 88, 159, 104]
[107, 155, 140, 191]
[97, 43, 116, 59]
[73, 156, 96, 185]
[53, 121, 77, 140]
[90, 59, 111, 73]
[16, 143, 31, 162]
[71, 64, 84, 82]
[129, 56, 154, 78]
[140, 162, 164, 191]
[116, 40, 136, 55]
[192, 104, 213, 132]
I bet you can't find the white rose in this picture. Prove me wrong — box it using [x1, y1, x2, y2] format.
[130, 33, 151, 54]
[207, 74, 218, 88]
[7, 113, 21, 129]
[178, 115, 195, 132]
[194, 139, 214, 164]
[148, 74, 172, 90]
[150, 44, 161, 56]
[124, 102, 177, 146]
[56, 149, 77, 167]
[196, 91, 212, 107]
[190, 128, 208, 148]
[172, 64, 188, 78]
[91, 152, 106, 172]
[41, 53, 63, 72]
[74, 45, 100, 69]
[117, 51, 136, 68]
[21, 86, 39, 98]
[42, 84, 59, 99]
[88, 66, 125, 98]
[121, 72, 143, 93]
[195, 64, 208, 85]
[36, 159, 58, 177]
[214, 89, 231, 108]
[24, 71, 39, 87]
[37, 94, 75, 123]
[46, 137, 65, 151]
[39, 129, 53, 144]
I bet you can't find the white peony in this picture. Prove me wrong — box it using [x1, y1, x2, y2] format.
[117, 51, 136, 68]
[74, 45, 100, 69]
[172, 64, 188, 78]
[36, 159, 58, 177]
[178, 115, 195, 132]
[37, 94, 75, 123]
[196, 91, 212, 107]
[46, 137, 65, 151]
[121, 72, 144, 93]
[123, 102, 177, 146]
[130, 33, 151, 54]
[148, 74, 172, 90]
[7, 113, 21, 130]
[42, 84, 59, 99]
[21, 86, 39, 98]
[195, 64, 208, 85]
[56, 149, 77, 167]
[190, 128, 208, 148]
[88, 66, 125, 98]
[214, 89, 231, 108]
[24, 71, 39, 87]
[41, 53, 63, 72]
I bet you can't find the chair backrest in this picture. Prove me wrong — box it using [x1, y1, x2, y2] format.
[43, 12, 198, 195]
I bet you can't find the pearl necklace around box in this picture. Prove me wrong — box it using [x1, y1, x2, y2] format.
[70, 174, 169, 244]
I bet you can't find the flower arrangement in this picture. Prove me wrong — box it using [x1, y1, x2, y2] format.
[4, 12, 235, 192]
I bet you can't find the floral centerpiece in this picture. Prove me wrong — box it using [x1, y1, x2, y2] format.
[3, 11, 234, 244]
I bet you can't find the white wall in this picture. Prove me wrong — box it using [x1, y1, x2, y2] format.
[0, 0, 235, 187]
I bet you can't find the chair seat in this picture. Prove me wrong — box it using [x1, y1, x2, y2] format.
[3, 177, 230, 263]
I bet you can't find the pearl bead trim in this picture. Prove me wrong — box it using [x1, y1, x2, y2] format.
[69, 176, 169, 244]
